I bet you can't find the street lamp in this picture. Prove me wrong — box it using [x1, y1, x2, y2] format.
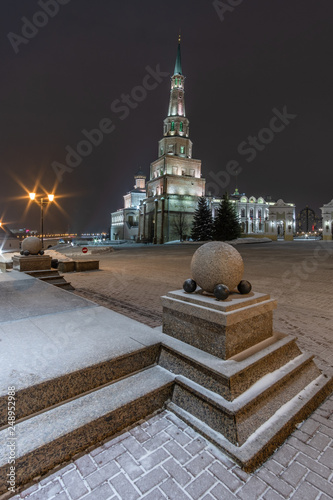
[29, 193, 55, 248]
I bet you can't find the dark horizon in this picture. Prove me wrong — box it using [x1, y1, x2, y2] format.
[1, 0, 332, 233]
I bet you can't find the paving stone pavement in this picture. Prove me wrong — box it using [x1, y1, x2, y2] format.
[11, 397, 333, 500]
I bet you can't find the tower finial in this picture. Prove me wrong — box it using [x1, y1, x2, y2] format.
[174, 32, 182, 75]
[178, 30, 181, 44]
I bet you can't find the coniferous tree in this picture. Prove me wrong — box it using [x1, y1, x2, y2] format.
[191, 196, 213, 241]
[213, 193, 241, 241]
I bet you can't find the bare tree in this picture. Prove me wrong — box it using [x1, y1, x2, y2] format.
[172, 209, 191, 241]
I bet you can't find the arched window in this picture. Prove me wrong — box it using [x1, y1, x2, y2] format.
[171, 121, 175, 131]
[241, 209, 245, 218]
[250, 208, 254, 219]
[258, 209, 262, 218]
[180, 146, 185, 154]
[180, 122, 183, 132]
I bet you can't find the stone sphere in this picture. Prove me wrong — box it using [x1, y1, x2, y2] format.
[183, 279, 197, 293]
[214, 284, 230, 301]
[21, 237, 42, 255]
[238, 280, 252, 295]
[191, 241, 244, 293]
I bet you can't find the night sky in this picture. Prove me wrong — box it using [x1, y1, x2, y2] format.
[1, 0, 332, 233]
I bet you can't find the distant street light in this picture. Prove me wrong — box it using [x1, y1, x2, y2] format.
[29, 193, 55, 248]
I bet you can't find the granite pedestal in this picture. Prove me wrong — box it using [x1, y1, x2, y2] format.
[161, 290, 277, 359]
[12, 255, 52, 272]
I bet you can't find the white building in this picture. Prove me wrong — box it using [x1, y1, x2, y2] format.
[320, 200, 333, 240]
[209, 191, 296, 240]
[110, 170, 146, 241]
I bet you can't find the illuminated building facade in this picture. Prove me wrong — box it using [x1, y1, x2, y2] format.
[321, 200, 333, 240]
[110, 170, 146, 241]
[209, 192, 296, 240]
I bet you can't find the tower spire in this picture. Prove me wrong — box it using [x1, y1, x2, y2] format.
[174, 32, 182, 75]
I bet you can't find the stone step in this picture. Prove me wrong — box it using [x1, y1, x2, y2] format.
[0, 366, 174, 495]
[168, 370, 333, 472]
[25, 270, 59, 278]
[39, 275, 65, 281]
[54, 281, 75, 291]
[159, 331, 302, 400]
[171, 353, 322, 446]
[0, 344, 160, 427]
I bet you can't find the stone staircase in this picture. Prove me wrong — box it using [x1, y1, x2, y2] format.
[0, 331, 331, 494]
[0, 345, 173, 492]
[24, 269, 75, 291]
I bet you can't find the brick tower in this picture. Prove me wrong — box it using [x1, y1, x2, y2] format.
[139, 36, 205, 243]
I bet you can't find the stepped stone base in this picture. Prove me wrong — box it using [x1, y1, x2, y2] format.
[160, 289, 333, 469]
[13, 255, 51, 272]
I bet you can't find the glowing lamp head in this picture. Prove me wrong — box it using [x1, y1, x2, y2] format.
[29, 192, 36, 200]
[48, 194, 54, 202]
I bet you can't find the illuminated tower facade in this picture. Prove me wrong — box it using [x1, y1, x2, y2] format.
[139, 36, 205, 243]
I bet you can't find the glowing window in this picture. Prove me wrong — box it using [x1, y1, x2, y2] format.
[171, 121, 175, 131]
[180, 122, 183, 132]
[180, 146, 185, 154]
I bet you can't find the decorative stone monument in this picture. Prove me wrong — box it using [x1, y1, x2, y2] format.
[161, 242, 333, 470]
[13, 237, 52, 272]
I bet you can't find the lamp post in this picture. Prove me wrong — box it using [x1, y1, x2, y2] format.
[29, 193, 54, 248]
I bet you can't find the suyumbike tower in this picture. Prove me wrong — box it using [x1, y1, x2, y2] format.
[139, 36, 205, 243]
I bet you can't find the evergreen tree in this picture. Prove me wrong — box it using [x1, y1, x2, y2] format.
[213, 193, 241, 241]
[191, 196, 213, 241]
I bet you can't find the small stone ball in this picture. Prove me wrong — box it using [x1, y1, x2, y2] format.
[23, 250, 30, 256]
[238, 280, 252, 294]
[191, 241, 244, 293]
[21, 236, 42, 256]
[183, 279, 197, 293]
[214, 284, 230, 301]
